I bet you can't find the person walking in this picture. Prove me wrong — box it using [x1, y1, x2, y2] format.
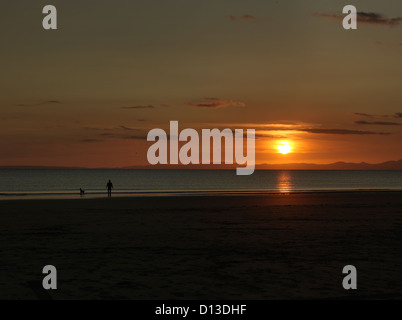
[106, 180, 114, 197]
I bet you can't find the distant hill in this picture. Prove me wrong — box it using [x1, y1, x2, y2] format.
[2, 160, 402, 170]
[123, 159, 402, 170]
[256, 159, 402, 170]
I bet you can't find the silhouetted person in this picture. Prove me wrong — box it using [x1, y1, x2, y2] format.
[106, 180, 114, 197]
[80, 188, 85, 196]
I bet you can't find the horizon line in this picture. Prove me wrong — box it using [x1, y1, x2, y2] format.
[1, 159, 402, 170]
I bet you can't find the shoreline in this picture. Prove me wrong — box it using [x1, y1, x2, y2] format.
[2, 188, 402, 201]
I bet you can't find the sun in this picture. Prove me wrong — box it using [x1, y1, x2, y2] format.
[277, 141, 292, 155]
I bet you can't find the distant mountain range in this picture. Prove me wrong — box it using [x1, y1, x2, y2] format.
[2, 160, 402, 170]
[256, 159, 402, 170]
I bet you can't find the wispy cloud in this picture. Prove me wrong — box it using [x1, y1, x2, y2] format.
[84, 125, 148, 140]
[353, 112, 402, 119]
[186, 98, 246, 109]
[314, 12, 402, 27]
[354, 120, 402, 126]
[190, 122, 390, 136]
[119, 125, 138, 131]
[254, 122, 390, 135]
[122, 135, 149, 140]
[253, 133, 288, 140]
[353, 112, 377, 118]
[15, 100, 62, 107]
[357, 12, 402, 26]
[227, 14, 256, 21]
[80, 139, 103, 143]
[299, 128, 390, 135]
[121, 105, 155, 109]
[83, 121, 389, 143]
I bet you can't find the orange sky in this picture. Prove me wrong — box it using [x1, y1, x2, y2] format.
[1, 0, 402, 168]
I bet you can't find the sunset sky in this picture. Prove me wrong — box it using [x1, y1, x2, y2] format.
[1, 0, 402, 167]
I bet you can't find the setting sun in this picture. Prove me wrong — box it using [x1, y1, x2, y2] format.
[277, 141, 292, 155]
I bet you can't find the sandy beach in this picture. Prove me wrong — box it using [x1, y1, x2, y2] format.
[1, 191, 402, 300]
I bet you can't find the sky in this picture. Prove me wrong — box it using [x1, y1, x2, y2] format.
[1, 0, 402, 168]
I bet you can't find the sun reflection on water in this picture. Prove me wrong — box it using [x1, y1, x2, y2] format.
[277, 171, 293, 193]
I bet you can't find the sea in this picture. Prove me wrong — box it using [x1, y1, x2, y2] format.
[1, 169, 402, 200]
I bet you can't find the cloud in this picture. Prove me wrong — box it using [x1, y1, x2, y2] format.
[186, 98, 246, 109]
[121, 105, 155, 109]
[15, 100, 62, 107]
[120, 125, 138, 131]
[201, 122, 390, 136]
[121, 103, 170, 109]
[227, 14, 256, 21]
[253, 133, 288, 140]
[357, 12, 402, 26]
[299, 128, 389, 135]
[254, 122, 390, 135]
[84, 125, 149, 141]
[215, 123, 390, 136]
[354, 120, 402, 126]
[85, 126, 137, 131]
[354, 112, 402, 119]
[123, 135, 149, 140]
[314, 12, 402, 27]
[80, 139, 103, 143]
[353, 112, 377, 118]
[85, 121, 390, 143]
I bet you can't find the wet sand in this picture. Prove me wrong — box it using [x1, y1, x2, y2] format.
[1, 191, 402, 300]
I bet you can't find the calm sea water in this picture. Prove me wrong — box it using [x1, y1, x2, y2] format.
[1, 169, 402, 199]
